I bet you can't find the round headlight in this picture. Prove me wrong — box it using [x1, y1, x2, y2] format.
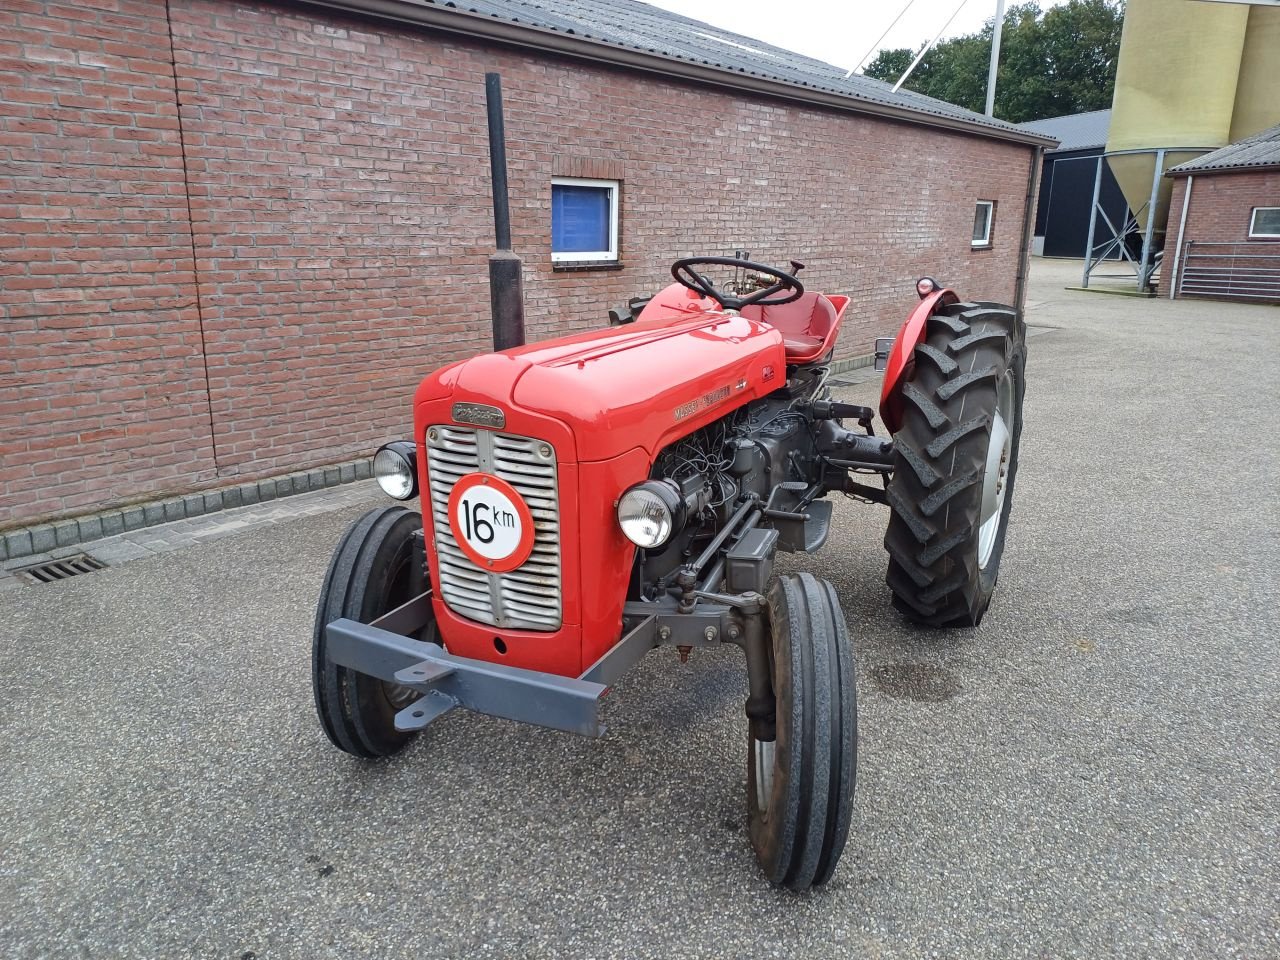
[617, 481, 685, 549]
[916, 276, 939, 299]
[374, 443, 417, 500]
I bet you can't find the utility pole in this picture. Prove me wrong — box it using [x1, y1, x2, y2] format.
[984, 0, 1007, 117]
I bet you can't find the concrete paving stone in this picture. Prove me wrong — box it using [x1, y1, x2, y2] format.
[239, 482, 260, 506]
[162, 499, 185, 522]
[355, 458, 372, 479]
[203, 490, 224, 513]
[183, 494, 206, 518]
[86, 540, 154, 564]
[2, 551, 49, 572]
[101, 513, 125, 537]
[50, 545, 90, 560]
[258, 479, 278, 501]
[339, 463, 356, 483]
[29, 524, 56, 555]
[4, 529, 33, 559]
[308, 468, 327, 490]
[76, 516, 103, 543]
[0, 576, 25, 594]
[223, 487, 243, 510]
[122, 530, 170, 549]
[53, 520, 79, 548]
[0, 538, 7, 563]
[122, 507, 146, 531]
[142, 503, 166, 526]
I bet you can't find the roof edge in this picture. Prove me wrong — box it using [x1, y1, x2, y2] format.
[1168, 161, 1280, 178]
[297, 0, 1057, 148]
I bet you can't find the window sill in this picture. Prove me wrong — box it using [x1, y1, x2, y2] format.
[553, 260, 624, 272]
[970, 243, 993, 251]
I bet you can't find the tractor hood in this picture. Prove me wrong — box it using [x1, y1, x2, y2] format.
[414, 308, 787, 462]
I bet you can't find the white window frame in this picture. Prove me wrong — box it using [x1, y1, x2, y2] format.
[972, 200, 995, 248]
[1248, 206, 1280, 239]
[551, 177, 620, 263]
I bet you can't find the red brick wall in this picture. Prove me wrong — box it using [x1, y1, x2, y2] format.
[0, 0, 217, 526]
[1176, 169, 1280, 244]
[1, 0, 1037, 528]
[1163, 169, 1280, 291]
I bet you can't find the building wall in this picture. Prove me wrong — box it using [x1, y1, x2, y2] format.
[1, 0, 1037, 529]
[1162, 169, 1280, 294]
[1165, 169, 1280, 248]
[0, 0, 218, 525]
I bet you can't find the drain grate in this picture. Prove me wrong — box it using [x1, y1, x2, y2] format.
[15, 554, 107, 584]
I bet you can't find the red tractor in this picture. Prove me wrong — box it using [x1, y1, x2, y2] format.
[312, 254, 1026, 891]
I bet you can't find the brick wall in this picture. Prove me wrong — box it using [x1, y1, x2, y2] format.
[1162, 169, 1280, 299]
[1, 0, 1037, 528]
[0, 0, 217, 526]
[1163, 169, 1280, 263]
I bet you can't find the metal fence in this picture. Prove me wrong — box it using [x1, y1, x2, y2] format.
[1175, 241, 1280, 303]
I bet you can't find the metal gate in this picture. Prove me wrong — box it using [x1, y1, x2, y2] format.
[1176, 241, 1280, 303]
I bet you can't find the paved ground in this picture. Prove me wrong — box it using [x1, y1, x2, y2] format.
[2, 259, 1277, 959]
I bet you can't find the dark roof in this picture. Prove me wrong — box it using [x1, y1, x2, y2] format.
[1167, 123, 1280, 176]
[1018, 110, 1109, 153]
[306, 0, 1056, 146]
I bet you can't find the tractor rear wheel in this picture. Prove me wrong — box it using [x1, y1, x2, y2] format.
[747, 573, 857, 891]
[313, 505, 436, 758]
[883, 301, 1026, 627]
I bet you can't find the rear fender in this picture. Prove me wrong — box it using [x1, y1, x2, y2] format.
[878, 289, 960, 434]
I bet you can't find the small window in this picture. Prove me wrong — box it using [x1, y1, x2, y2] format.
[551, 177, 619, 262]
[1249, 207, 1280, 239]
[972, 200, 994, 248]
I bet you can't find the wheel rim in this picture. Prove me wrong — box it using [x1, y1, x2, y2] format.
[977, 373, 1015, 570]
[753, 738, 775, 813]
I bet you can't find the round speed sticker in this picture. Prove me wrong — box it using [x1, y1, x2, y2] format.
[446, 473, 536, 572]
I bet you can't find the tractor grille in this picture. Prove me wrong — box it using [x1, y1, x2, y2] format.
[425, 425, 562, 631]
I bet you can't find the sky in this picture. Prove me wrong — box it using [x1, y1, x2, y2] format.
[642, 0, 1068, 76]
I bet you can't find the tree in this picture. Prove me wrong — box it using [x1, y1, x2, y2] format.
[863, 0, 1124, 123]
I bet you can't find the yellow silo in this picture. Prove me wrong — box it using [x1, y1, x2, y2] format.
[1104, 0, 1280, 240]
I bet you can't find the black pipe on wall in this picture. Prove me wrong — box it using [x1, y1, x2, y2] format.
[485, 72, 526, 350]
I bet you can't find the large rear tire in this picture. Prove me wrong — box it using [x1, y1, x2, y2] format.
[313, 505, 435, 758]
[747, 573, 857, 891]
[883, 301, 1026, 627]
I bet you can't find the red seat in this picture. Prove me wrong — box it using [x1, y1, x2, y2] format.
[742, 292, 847, 363]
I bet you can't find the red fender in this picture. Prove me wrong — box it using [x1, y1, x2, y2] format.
[878, 289, 961, 434]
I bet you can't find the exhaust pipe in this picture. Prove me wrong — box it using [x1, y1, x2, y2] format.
[485, 72, 526, 350]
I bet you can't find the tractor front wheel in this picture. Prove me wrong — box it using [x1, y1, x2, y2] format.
[747, 573, 857, 891]
[313, 505, 436, 758]
[884, 301, 1026, 627]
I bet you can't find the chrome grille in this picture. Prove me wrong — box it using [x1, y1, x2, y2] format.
[425, 425, 562, 631]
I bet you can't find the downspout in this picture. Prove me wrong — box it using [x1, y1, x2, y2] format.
[1014, 145, 1043, 317]
[1168, 175, 1194, 300]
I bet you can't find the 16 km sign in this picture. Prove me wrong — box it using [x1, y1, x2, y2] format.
[447, 473, 536, 572]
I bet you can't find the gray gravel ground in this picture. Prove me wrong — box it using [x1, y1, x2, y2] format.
[2, 260, 1277, 959]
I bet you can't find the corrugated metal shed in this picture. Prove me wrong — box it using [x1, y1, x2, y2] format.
[1167, 123, 1280, 175]
[305, 0, 1057, 145]
[1019, 110, 1111, 153]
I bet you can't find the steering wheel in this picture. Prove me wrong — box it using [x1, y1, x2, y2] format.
[671, 256, 805, 311]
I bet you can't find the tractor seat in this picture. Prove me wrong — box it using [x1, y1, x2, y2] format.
[741, 292, 847, 364]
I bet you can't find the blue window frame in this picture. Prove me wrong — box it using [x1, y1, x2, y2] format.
[552, 177, 619, 262]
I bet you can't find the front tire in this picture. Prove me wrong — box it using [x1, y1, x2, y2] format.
[747, 574, 857, 890]
[313, 505, 434, 758]
[884, 301, 1026, 627]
